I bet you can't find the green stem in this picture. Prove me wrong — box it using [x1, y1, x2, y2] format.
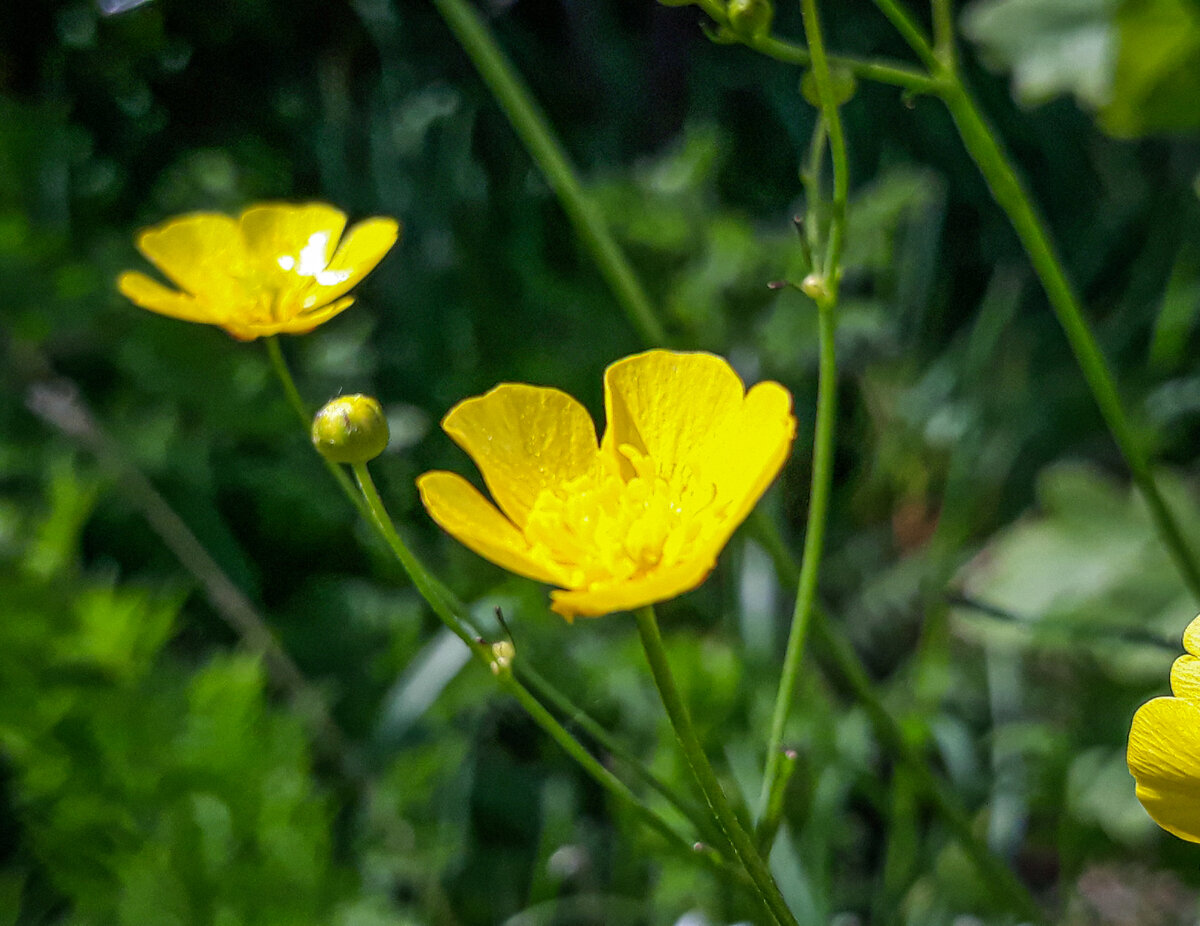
[868, 0, 940, 72]
[755, 747, 798, 853]
[930, 0, 956, 70]
[759, 0, 845, 844]
[634, 606, 799, 926]
[758, 302, 837, 832]
[349, 463, 745, 881]
[265, 337, 374, 524]
[799, 0, 849, 289]
[428, 0, 666, 346]
[936, 82, 1200, 603]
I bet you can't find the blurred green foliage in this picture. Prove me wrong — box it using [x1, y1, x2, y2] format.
[3, 0, 1200, 923]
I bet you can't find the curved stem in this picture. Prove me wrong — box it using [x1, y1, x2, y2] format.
[868, 0, 940, 72]
[936, 82, 1200, 603]
[634, 606, 799, 926]
[428, 0, 666, 346]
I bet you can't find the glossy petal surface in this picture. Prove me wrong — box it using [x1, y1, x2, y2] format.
[118, 202, 399, 340]
[1128, 613, 1200, 842]
[419, 349, 796, 620]
[1128, 697, 1200, 842]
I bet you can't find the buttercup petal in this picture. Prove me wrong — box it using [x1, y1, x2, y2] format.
[313, 217, 402, 302]
[549, 556, 717, 620]
[601, 350, 749, 480]
[135, 213, 242, 296]
[705, 379, 796, 532]
[442, 384, 599, 529]
[1128, 697, 1200, 842]
[417, 471, 570, 586]
[117, 271, 217, 325]
[1172, 655, 1200, 702]
[238, 202, 348, 284]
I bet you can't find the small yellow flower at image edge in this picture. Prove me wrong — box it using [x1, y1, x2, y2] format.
[117, 202, 399, 341]
[418, 349, 797, 621]
[1128, 613, 1200, 842]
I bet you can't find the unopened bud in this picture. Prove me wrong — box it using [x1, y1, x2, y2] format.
[311, 394, 389, 464]
[800, 273, 829, 302]
[726, 0, 772, 39]
[490, 639, 516, 676]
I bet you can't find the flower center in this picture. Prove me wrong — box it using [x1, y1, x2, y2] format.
[523, 445, 726, 590]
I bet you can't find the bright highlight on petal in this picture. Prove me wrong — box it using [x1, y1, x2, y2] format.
[117, 202, 400, 340]
[1128, 613, 1200, 842]
[417, 350, 797, 620]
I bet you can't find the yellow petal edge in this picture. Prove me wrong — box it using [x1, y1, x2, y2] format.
[1128, 613, 1200, 842]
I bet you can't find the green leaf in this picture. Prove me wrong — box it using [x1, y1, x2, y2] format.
[1100, 0, 1200, 136]
[962, 0, 1117, 108]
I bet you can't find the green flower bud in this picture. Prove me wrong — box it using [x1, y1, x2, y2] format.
[726, 0, 772, 40]
[311, 395, 390, 464]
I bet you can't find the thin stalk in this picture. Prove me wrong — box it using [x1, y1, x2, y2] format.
[634, 606, 799, 926]
[799, 0, 849, 288]
[265, 337, 373, 524]
[755, 747, 798, 852]
[930, 0, 957, 70]
[801, 117, 827, 265]
[428, 0, 666, 346]
[349, 462, 746, 883]
[936, 82, 1200, 603]
[758, 303, 837, 831]
[868, 0, 939, 72]
[759, 0, 845, 842]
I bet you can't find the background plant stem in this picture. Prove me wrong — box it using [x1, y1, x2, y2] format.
[758, 0, 845, 846]
[429, 0, 666, 345]
[937, 81, 1200, 602]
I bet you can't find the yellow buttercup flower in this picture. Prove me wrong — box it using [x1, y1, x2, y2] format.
[118, 202, 399, 340]
[1128, 613, 1200, 841]
[418, 350, 796, 620]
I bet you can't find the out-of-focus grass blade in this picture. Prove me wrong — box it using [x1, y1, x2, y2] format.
[97, 0, 154, 14]
[375, 628, 472, 748]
